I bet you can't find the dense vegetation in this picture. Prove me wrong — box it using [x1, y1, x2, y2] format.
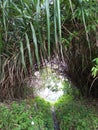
[0, 1, 98, 129]
[0, 97, 54, 130]
[0, 0, 98, 99]
[55, 95, 98, 130]
[0, 95, 98, 130]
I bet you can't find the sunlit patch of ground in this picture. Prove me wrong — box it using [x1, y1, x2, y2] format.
[30, 65, 65, 103]
[37, 83, 64, 102]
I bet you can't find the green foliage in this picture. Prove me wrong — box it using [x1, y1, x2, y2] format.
[0, 0, 62, 99]
[0, 97, 54, 130]
[92, 58, 98, 77]
[55, 95, 73, 109]
[55, 97, 98, 130]
[0, 0, 98, 100]
[0, 28, 3, 53]
[61, 0, 98, 97]
[62, 80, 80, 97]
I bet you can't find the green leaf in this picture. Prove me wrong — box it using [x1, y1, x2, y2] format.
[25, 33, 33, 67]
[30, 22, 40, 66]
[20, 41, 26, 69]
[45, 0, 50, 58]
[12, 3, 22, 14]
[54, 0, 59, 52]
[57, 0, 63, 56]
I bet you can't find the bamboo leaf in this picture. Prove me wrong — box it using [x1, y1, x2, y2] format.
[12, 2, 22, 14]
[2, 0, 7, 41]
[3, 0, 8, 8]
[36, 0, 45, 58]
[45, 0, 50, 58]
[81, 6, 91, 59]
[20, 41, 26, 69]
[0, 28, 3, 53]
[25, 33, 33, 67]
[56, 0, 63, 58]
[68, 0, 74, 16]
[30, 22, 40, 66]
[54, 0, 59, 52]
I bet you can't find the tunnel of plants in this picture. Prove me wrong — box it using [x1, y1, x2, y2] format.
[0, 0, 98, 102]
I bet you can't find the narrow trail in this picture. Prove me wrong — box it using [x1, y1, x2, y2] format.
[51, 106, 60, 130]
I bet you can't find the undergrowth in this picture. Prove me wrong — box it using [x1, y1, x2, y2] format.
[55, 95, 98, 130]
[0, 94, 98, 130]
[0, 97, 54, 130]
